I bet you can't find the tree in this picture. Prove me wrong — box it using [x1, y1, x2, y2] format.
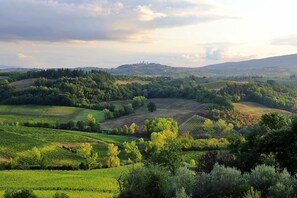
[77, 143, 93, 158]
[87, 114, 96, 124]
[123, 141, 142, 163]
[30, 146, 47, 169]
[103, 108, 113, 120]
[202, 119, 215, 133]
[150, 138, 182, 174]
[123, 103, 134, 114]
[118, 165, 169, 198]
[196, 151, 236, 173]
[260, 112, 287, 130]
[105, 144, 120, 167]
[77, 143, 98, 169]
[129, 122, 138, 134]
[4, 189, 38, 198]
[132, 96, 147, 109]
[123, 125, 129, 134]
[52, 192, 70, 198]
[144, 117, 178, 134]
[147, 101, 157, 112]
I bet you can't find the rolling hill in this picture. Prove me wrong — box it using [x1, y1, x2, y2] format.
[2, 53, 297, 77]
[104, 54, 297, 77]
[0, 105, 105, 124]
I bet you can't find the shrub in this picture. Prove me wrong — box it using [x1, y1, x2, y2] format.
[52, 192, 70, 198]
[119, 165, 169, 198]
[243, 187, 261, 198]
[165, 167, 194, 198]
[4, 189, 38, 198]
[196, 150, 236, 173]
[246, 164, 296, 197]
[193, 164, 247, 198]
[174, 187, 191, 198]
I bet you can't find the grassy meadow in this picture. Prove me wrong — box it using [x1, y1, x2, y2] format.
[0, 105, 104, 124]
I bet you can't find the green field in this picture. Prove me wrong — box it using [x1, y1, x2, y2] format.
[0, 126, 135, 164]
[0, 105, 104, 124]
[0, 165, 137, 198]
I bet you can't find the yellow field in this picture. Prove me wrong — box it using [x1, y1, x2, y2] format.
[233, 102, 290, 118]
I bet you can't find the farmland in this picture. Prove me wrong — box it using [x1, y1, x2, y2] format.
[179, 115, 206, 134]
[0, 126, 135, 164]
[115, 79, 150, 85]
[0, 105, 104, 124]
[10, 78, 37, 90]
[0, 165, 136, 198]
[202, 80, 249, 90]
[233, 102, 291, 119]
[102, 98, 209, 129]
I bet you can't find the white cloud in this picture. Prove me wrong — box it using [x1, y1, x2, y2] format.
[136, 5, 167, 21]
[271, 35, 297, 47]
[18, 53, 32, 59]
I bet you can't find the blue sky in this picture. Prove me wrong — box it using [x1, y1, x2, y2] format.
[0, 0, 297, 68]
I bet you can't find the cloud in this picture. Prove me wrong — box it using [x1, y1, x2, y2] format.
[271, 35, 297, 46]
[136, 5, 167, 21]
[18, 53, 32, 59]
[0, 0, 236, 42]
[182, 42, 256, 66]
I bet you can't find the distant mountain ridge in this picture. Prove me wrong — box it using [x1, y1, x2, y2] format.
[2, 53, 297, 77]
[0, 65, 37, 72]
[108, 54, 297, 77]
[202, 53, 297, 70]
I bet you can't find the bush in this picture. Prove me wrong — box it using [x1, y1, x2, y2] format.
[196, 151, 236, 173]
[193, 164, 247, 198]
[52, 192, 70, 198]
[165, 167, 194, 198]
[119, 165, 169, 198]
[246, 164, 294, 197]
[4, 189, 38, 198]
[174, 187, 191, 198]
[243, 187, 261, 198]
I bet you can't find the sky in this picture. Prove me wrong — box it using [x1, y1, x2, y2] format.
[1, 0, 297, 68]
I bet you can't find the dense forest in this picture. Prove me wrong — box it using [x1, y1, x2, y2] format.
[0, 69, 232, 109]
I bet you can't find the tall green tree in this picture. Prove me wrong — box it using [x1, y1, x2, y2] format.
[106, 144, 121, 167]
[123, 141, 142, 163]
[147, 101, 157, 112]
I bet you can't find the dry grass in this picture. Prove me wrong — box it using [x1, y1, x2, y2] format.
[115, 80, 150, 85]
[233, 102, 291, 119]
[10, 78, 37, 90]
[101, 98, 209, 129]
[203, 80, 249, 90]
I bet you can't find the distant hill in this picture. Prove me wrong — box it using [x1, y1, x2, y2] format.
[106, 54, 297, 77]
[107, 63, 195, 76]
[2, 53, 297, 76]
[0, 65, 36, 72]
[200, 53, 297, 76]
